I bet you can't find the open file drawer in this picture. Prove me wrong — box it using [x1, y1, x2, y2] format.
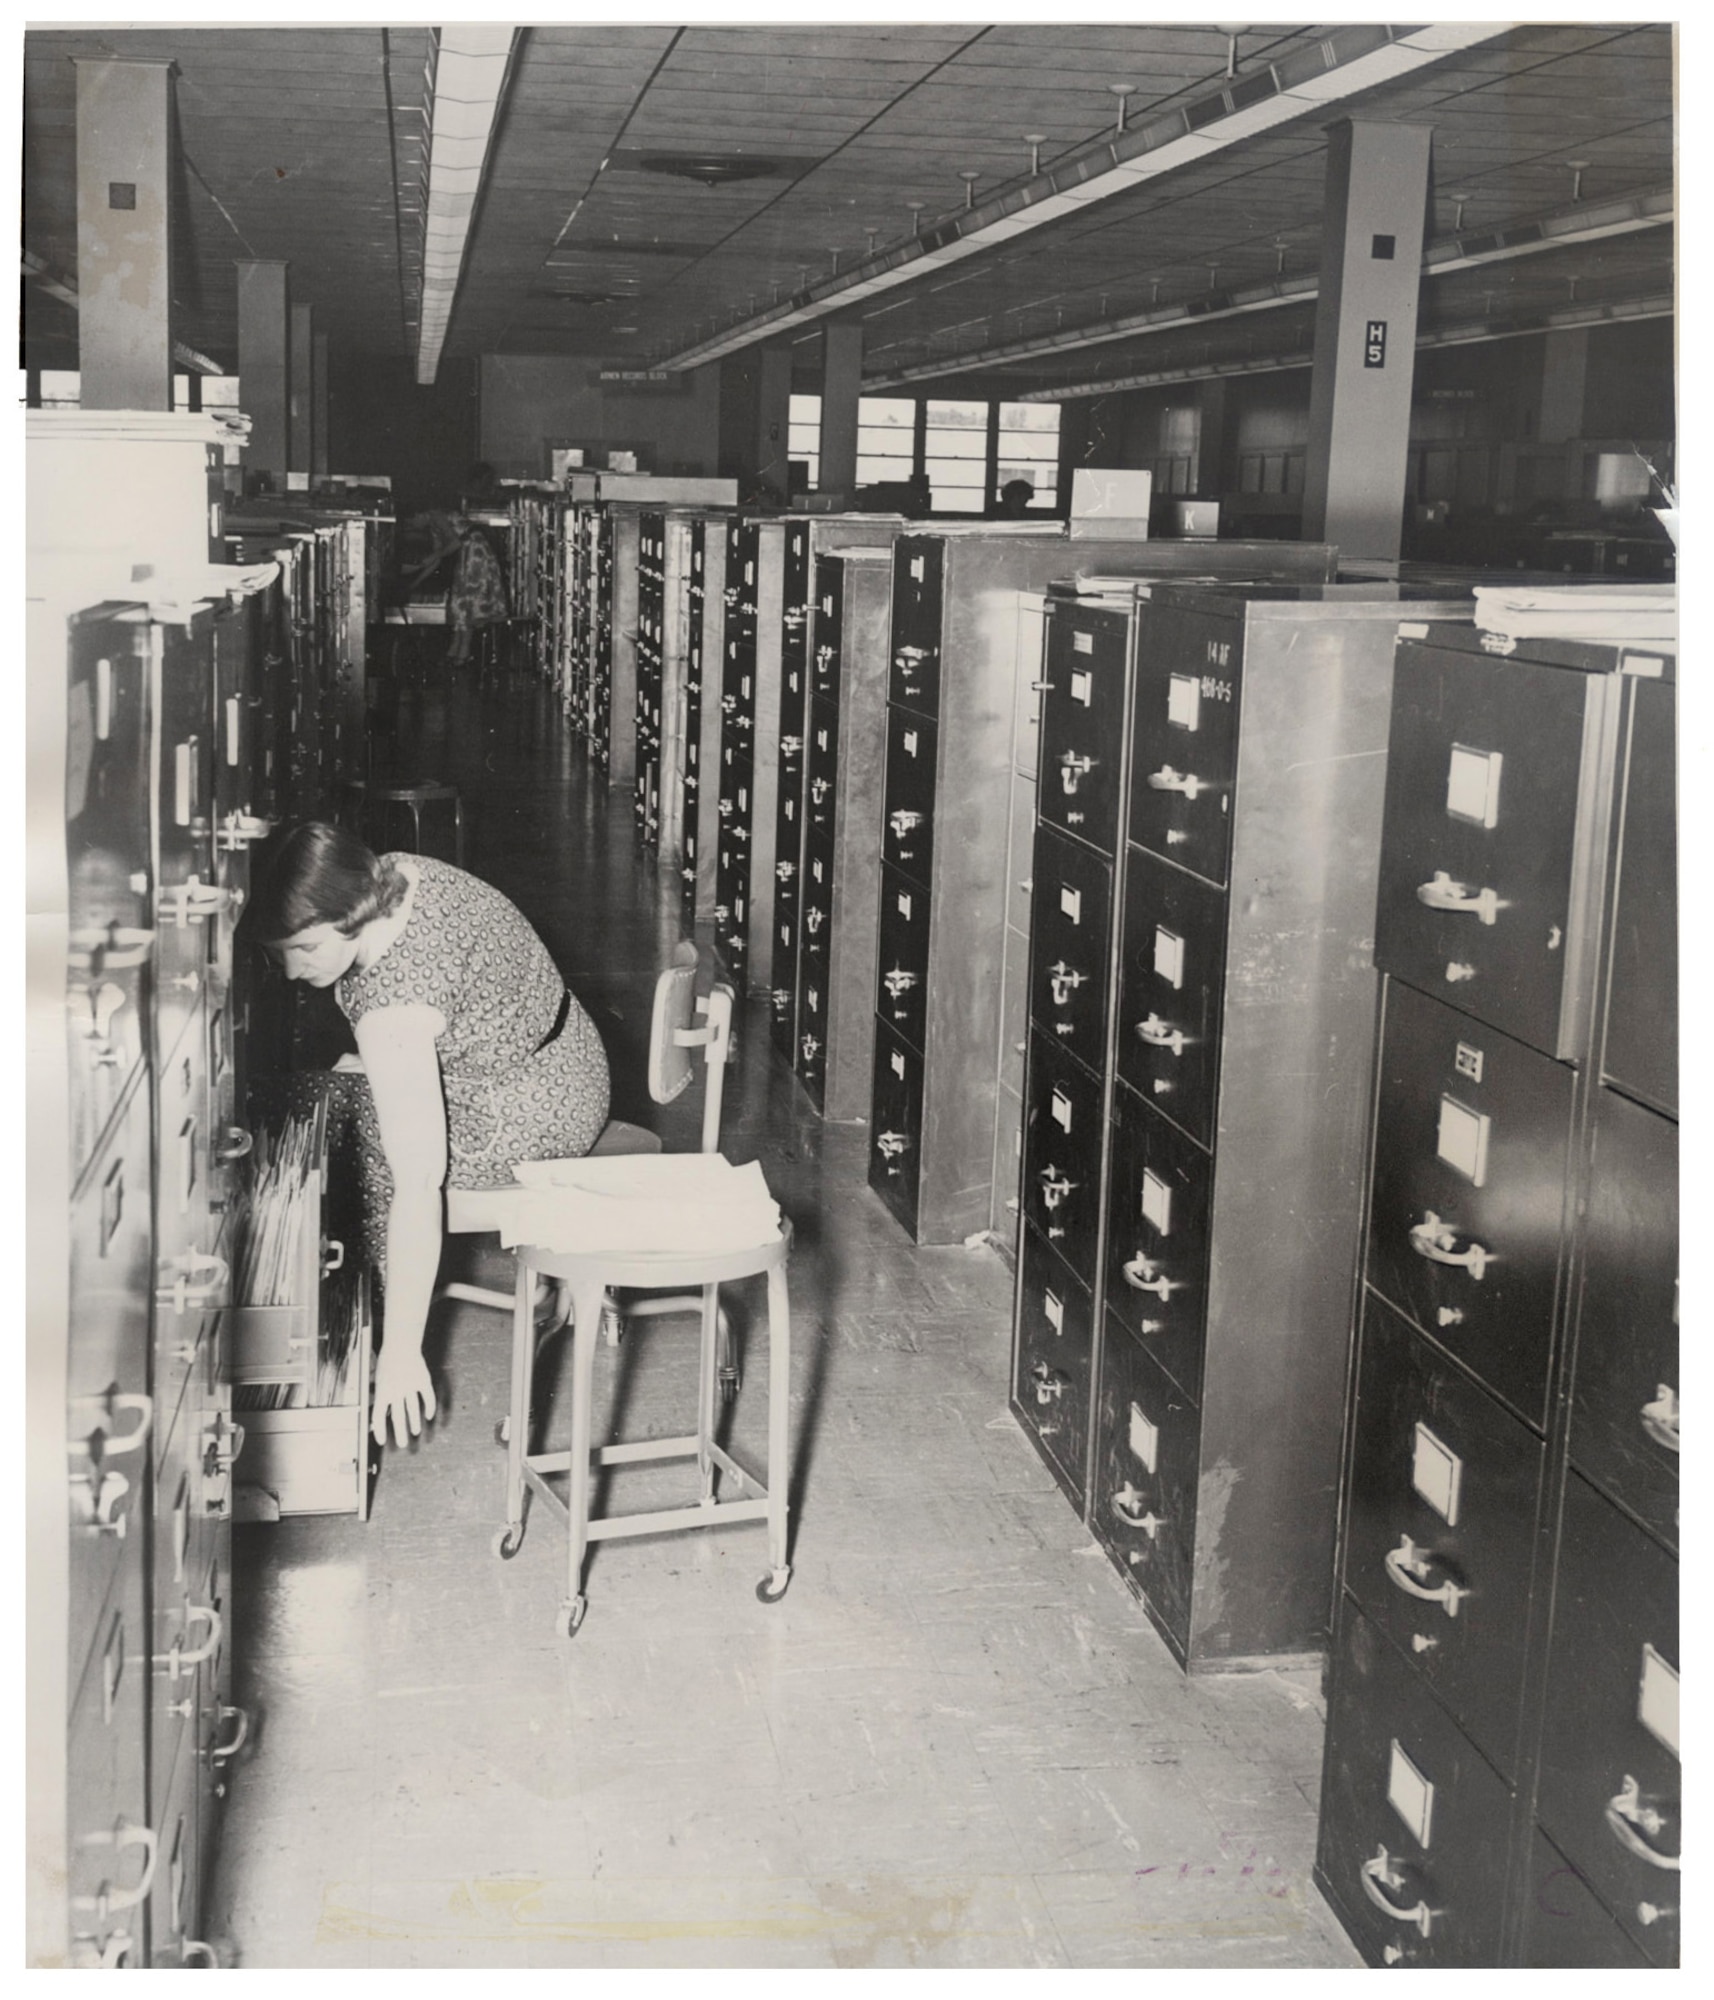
[229, 1089, 373, 1519]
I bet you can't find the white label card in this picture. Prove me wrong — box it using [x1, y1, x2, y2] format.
[1070, 669, 1093, 706]
[1638, 1644, 1680, 1758]
[891, 1051, 906, 1080]
[1060, 886, 1081, 924]
[1436, 1096, 1491, 1187]
[1410, 1423, 1463, 1527]
[1141, 1169, 1172, 1236]
[1044, 1289, 1064, 1332]
[1445, 743, 1503, 828]
[910, 556, 925, 582]
[904, 730, 918, 756]
[1073, 629, 1094, 655]
[1129, 1401, 1159, 1474]
[897, 891, 912, 920]
[817, 729, 829, 750]
[813, 859, 824, 883]
[1387, 1740, 1436, 1849]
[1167, 674, 1202, 731]
[1051, 1087, 1073, 1132]
[1154, 927, 1186, 990]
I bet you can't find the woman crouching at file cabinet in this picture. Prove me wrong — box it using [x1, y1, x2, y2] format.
[246, 823, 610, 1449]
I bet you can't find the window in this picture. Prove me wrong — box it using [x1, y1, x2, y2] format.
[996, 402, 1060, 509]
[856, 396, 915, 487]
[33, 370, 242, 412]
[787, 392, 821, 491]
[923, 398, 987, 513]
[37, 370, 81, 408]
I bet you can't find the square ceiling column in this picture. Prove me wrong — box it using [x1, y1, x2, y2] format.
[1301, 119, 1433, 563]
[237, 260, 290, 487]
[818, 323, 863, 500]
[73, 57, 174, 410]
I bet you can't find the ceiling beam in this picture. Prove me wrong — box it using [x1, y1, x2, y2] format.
[866, 184, 1675, 391]
[21, 249, 224, 375]
[415, 23, 519, 385]
[645, 22, 1512, 374]
[1015, 292, 1677, 401]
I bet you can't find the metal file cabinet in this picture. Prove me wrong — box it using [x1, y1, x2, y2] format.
[712, 517, 783, 988]
[866, 536, 1341, 1246]
[678, 513, 730, 927]
[634, 510, 693, 855]
[792, 546, 894, 1117]
[1315, 625, 1678, 1967]
[764, 516, 906, 1067]
[1007, 577, 1424, 1671]
[601, 505, 644, 790]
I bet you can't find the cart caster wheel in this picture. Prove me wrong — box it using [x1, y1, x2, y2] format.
[494, 1417, 511, 1447]
[556, 1596, 588, 1639]
[491, 1524, 525, 1560]
[756, 1568, 791, 1605]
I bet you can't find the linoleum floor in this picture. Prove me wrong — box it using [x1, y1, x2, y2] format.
[209, 664, 1361, 1970]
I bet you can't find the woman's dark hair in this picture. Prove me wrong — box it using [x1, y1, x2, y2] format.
[244, 822, 408, 944]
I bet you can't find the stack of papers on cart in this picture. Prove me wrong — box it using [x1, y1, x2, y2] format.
[1473, 584, 1676, 643]
[493, 1154, 782, 1254]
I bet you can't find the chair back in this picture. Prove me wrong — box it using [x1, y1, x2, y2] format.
[647, 942, 734, 1155]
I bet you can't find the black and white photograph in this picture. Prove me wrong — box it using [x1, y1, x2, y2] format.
[23, 5, 1680, 1970]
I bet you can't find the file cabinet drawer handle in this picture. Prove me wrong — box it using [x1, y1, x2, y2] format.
[76, 1392, 153, 1461]
[1059, 752, 1096, 795]
[215, 1126, 254, 1163]
[1038, 1169, 1076, 1211]
[1383, 1534, 1470, 1618]
[69, 925, 155, 973]
[1415, 870, 1500, 926]
[1029, 1361, 1067, 1406]
[799, 1036, 821, 1063]
[1359, 1846, 1436, 1938]
[320, 1238, 345, 1276]
[1146, 765, 1208, 801]
[156, 1603, 223, 1677]
[1640, 1385, 1680, 1452]
[1408, 1212, 1491, 1281]
[158, 1253, 229, 1316]
[211, 1704, 250, 1763]
[1605, 1776, 1680, 1871]
[1135, 1014, 1187, 1057]
[72, 1821, 158, 1919]
[883, 969, 919, 998]
[1121, 1254, 1174, 1301]
[1048, 964, 1086, 1006]
[1112, 1484, 1163, 1536]
[889, 810, 924, 838]
[877, 1131, 913, 1159]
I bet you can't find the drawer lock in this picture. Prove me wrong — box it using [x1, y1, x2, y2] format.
[1359, 1847, 1436, 1939]
[1415, 870, 1500, 926]
[1408, 1212, 1491, 1282]
[1383, 1534, 1470, 1619]
[1605, 1776, 1680, 1872]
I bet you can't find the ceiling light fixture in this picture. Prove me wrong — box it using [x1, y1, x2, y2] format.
[1567, 159, 1590, 202]
[1448, 191, 1473, 231]
[959, 171, 980, 209]
[865, 226, 879, 255]
[1108, 83, 1137, 135]
[1023, 133, 1047, 176]
[1215, 25, 1247, 79]
[906, 201, 926, 235]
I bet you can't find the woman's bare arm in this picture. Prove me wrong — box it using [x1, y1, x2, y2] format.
[354, 1000, 449, 1446]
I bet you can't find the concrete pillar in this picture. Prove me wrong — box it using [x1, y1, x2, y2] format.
[288, 301, 314, 483]
[1538, 328, 1590, 445]
[1194, 377, 1232, 495]
[817, 322, 863, 498]
[755, 343, 795, 499]
[312, 330, 331, 475]
[717, 350, 762, 489]
[1301, 118, 1434, 562]
[73, 58, 174, 410]
[236, 260, 290, 488]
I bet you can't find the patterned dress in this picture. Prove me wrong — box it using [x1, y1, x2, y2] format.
[335, 854, 610, 1273]
[448, 526, 508, 650]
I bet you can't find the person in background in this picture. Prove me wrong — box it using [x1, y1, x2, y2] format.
[997, 477, 1035, 518]
[400, 508, 510, 668]
[245, 823, 610, 1448]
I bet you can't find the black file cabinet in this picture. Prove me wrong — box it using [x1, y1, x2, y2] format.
[1315, 628, 1678, 1967]
[1008, 580, 1463, 1668]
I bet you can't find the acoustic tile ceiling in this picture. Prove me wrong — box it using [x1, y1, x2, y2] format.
[20, 21, 1675, 393]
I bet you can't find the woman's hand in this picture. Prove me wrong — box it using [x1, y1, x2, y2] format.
[372, 1342, 437, 1448]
